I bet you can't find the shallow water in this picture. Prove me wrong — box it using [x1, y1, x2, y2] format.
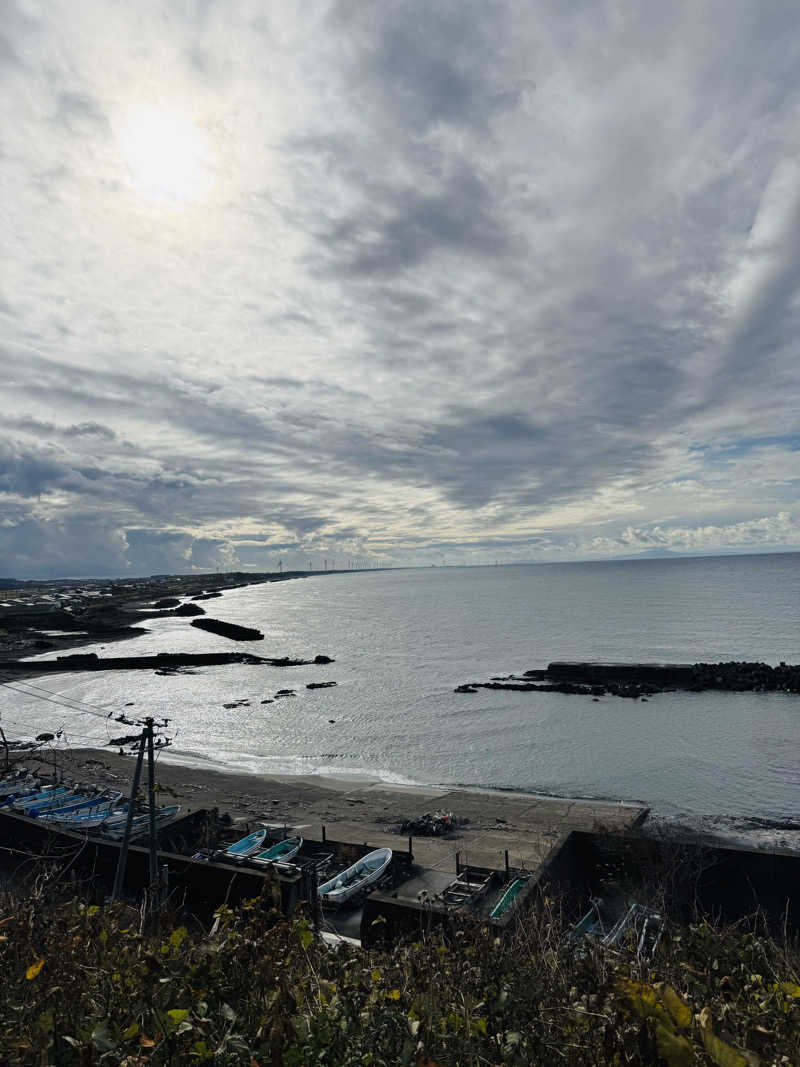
[6, 553, 800, 843]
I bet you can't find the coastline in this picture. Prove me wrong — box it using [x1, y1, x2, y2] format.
[12, 744, 800, 863]
[0, 569, 325, 675]
[20, 747, 649, 872]
[4, 563, 799, 858]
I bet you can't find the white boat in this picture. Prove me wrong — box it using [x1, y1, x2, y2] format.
[318, 848, 392, 906]
[103, 806, 181, 839]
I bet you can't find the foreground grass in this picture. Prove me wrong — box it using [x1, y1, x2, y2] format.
[1, 887, 798, 1066]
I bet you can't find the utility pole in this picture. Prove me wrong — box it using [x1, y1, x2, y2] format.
[112, 728, 146, 900]
[146, 718, 158, 896]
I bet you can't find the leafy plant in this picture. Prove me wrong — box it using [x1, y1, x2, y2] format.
[0, 887, 797, 1064]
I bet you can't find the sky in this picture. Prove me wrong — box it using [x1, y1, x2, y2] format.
[1, 1, 799, 577]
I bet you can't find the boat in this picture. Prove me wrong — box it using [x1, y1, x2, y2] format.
[570, 897, 605, 940]
[0, 783, 39, 802]
[250, 835, 303, 866]
[23, 791, 93, 816]
[37, 790, 122, 818]
[1, 782, 57, 806]
[602, 902, 640, 947]
[490, 874, 531, 919]
[570, 898, 663, 957]
[10, 785, 70, 811]
[126, 806, 181, 839]
[318, 848, 392, 907]
[222, 828, 268, 859]
[39, 800, 124, 827]
[0, 773, 37, 798]
[102, 806, 181, 840]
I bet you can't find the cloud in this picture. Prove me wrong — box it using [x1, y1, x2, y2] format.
[578, 512, 800, 559]
[0, 1, 799, 574]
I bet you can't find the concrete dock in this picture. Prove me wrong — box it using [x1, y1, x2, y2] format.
[21, 749, 648, 876]
[239, 776, 649, 873]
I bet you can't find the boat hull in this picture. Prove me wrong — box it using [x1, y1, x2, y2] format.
[319, 848, 393, 907]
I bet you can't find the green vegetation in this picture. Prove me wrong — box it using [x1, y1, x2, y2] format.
[1, 885, 798, 1066]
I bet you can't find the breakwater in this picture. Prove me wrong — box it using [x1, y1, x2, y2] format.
[190, 618, 264, 640]
[456, 660, 800, 698]
[1, 651, 334, 673]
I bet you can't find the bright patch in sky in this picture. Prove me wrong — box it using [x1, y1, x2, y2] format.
[119, 107, 212, 205]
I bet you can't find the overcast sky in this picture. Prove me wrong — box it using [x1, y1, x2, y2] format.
[2, 1, 799, 577]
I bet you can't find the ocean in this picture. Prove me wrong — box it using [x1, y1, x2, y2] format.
[6, 552, 800, 844]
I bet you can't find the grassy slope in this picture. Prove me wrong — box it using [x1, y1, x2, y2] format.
[1, 885, 798, 1066]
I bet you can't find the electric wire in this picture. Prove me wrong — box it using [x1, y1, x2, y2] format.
[0, 674, 171, 732]
[0, 677, 173, 753]
[0, 674, 120, 721]
[14, 673, 143, 719]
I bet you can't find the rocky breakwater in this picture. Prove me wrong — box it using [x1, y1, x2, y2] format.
[455, 660, 800, 700]
[190, 618, 264, 641]
[1, 651, 335, 673]
[173, 603, 205, 617]
[685, 660, 800, 693]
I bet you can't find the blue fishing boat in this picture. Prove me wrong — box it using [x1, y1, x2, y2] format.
[11, 786, 70, 811]
[0, 773, 38, 799]
[490, 875, 531, 919]
[223, 828, 268, 859]
[24, 791, 91, 815]
[1, 783, 57, 806]
[250, 835, 303, 866]
[43, 790, 122, 817]
[570, 898, 663, 957]
[40, 798, 124, 826]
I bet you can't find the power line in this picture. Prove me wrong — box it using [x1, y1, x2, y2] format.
[1, 675, 169, 728]
[0, 674, 122, 720]
[0, 678, 113, 723]
[0, 676, 172, 745]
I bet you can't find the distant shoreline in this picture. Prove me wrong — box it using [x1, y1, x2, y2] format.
[0, 570, 329, 675]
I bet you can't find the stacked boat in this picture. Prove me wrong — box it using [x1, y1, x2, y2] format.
[203, 829, 393, 905]
[0, 771, 180, 840]
[571, 896, 663, 958]
[195, 829, 305, 867]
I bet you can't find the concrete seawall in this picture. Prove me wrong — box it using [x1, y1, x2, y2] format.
[546, 661, 697, 685]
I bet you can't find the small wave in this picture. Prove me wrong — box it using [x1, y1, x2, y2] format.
[647, 811, 800, 851]
[447, 780, 648, 805]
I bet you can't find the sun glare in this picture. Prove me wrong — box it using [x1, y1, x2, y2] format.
[119, 107, 213, 206]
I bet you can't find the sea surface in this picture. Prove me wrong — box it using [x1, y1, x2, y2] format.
[6, 553, 800, 844]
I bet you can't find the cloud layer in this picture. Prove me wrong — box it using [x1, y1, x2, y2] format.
[1, 0, 799, 575]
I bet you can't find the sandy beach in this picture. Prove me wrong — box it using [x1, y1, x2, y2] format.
[17, 747, 648, 873]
